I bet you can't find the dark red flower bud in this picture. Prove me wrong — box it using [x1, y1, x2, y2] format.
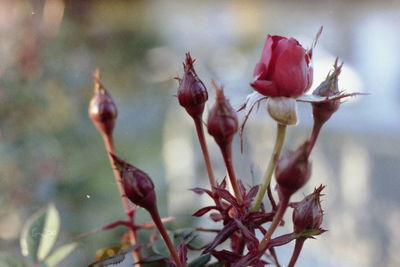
[275, 142, 311, 198]
[177, 53, 208, 119]
[89, 69, 118, 136]
[111, 154, 156, 211]
[207, 83, 238, 148]
[312, 59, 342, 125]
[292, 185, 325, 234]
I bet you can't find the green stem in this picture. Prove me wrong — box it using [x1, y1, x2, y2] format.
[252, 123, 287, 211]
[258, 196, 289, 251]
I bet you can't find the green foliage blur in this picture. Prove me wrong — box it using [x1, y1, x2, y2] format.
[0, 1, 180, 265]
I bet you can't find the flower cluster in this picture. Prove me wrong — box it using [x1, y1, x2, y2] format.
[86, 29, 359, 267]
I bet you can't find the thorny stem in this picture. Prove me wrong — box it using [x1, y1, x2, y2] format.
[252, 123, 287, 211]
[149, 207, 182, 267]
[221, 143, 243, 203]
[101, 133, 143, 266]
[193, 117, 217, 189]
[288, 237, 306, 267]
[259, 196, 289, 251]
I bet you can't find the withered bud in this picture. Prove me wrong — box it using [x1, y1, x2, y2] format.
[207, 83, 238, 148]
[177, 53, 208, 119]
[312, 59, 342, 125]
[89, 69, 118, 136]
[291, 185, 325, 234]
[267, 97, 298, 125]
[111, 154, 156, 211]
[275, 142, 311, 199]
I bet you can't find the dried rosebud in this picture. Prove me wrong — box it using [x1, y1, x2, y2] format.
[89, 69, 117, 136]
[275, 142, 311, 198]
[267, 97, 298, 125]
[207, 83, 238, 148]
[251, 34, 313, 98]
[111, 154, 156, 211]
[312, 59, 342, 125]
[292, 185, 325, 234]
[177, 53, 208, 119]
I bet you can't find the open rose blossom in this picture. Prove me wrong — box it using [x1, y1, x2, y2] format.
[251, 35, 313, 98]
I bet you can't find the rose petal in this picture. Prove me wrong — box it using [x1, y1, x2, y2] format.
[267, 37, 298, 77]
[253, 62, 267, 79]
[250, 80, 278, 97]
[260, 35, 274, 68]
[271, 45, 310, 97]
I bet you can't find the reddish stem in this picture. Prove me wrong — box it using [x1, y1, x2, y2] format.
[148, 207, 182, 267]
[220, 143, 243, 203]
[193, 117, 217, 189]
[101, 133, 142, 266]
[267, 184, 277, 211]
[288, 237, 306, 267]
[259, 196, 289, 251]
[308, 121, 323, 155]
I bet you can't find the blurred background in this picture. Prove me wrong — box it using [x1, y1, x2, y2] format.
[1, 0, 400, 266]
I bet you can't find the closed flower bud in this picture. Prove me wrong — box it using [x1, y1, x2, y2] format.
[292, 185, 325, 234]
[312, 59, 342, 125]
[177, 53, 208, 119]
[111, 154, 156, 211]
[251, 34, 313, 98]
[267, 97, 298, 125]
[207, 83, 238, 148]
[89, 69, 117, 136]
[275, 142, 311, 198]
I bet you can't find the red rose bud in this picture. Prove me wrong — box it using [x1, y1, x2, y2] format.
[251, 34, 313, 98]
[292, 185, 325, 234]
[111, 154, 156, 211]
[207, 83, 238, 148]
[177, 53, 208, 119]
[89, 69, 118, 136]
[312, 59, 342, 125]
[275, 142, 311, 198]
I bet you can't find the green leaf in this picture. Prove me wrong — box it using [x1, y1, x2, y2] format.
[207, 262, 225, 267]
[188, 254, 211, 267]
[88, 245, 140, 267]
[173, 229, 196, 245]
[43, 243, 77, 267]
[138, 255, 167, 264]
[20, 203, 60, 261]
[152, 230, 174, 257]
[0, 252, 26, 267]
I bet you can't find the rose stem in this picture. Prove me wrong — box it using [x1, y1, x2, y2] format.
[101, 133, 142, 266]
[258, 196, 289, 251]
[307, 121, 323, 155]
[193, 117, 217, 189]
[148, 207, 182, 267]
[252, 123, 287, 211]
[220, 143, 243, 203]
[288, 237, 306, 267]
